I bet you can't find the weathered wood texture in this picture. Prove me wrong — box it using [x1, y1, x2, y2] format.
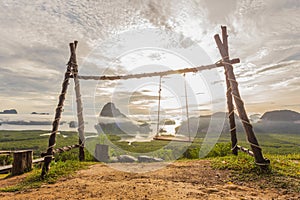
[72, 41, 85, 161]
[12, 150, 33, 175]
[41, 42, 75, 178]
[1, 157, 44, 174]
[94, 144, 109, 162]
[221, 26, 238, 155]
[214, 26, 269, 167]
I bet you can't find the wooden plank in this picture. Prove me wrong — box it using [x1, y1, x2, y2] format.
[0, 164, 12, 173]
[0, 151, 13, 155]
[0, 158, 44, 174]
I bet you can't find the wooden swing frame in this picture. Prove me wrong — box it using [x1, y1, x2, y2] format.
[41, 26, 270, 178]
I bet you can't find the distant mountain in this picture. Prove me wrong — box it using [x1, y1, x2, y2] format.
[177, 112, 244, 136]
[177, 110, 300, 135]
[261, 110, 300, 122]
[100, 102, 126, 118]
[0, 109, 17, 114]
[31, 112, 49, 115]
[95, 102, 151, 135]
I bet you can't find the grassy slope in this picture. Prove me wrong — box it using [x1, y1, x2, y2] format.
[0, 160, 92, 192]
[211, 153, 300, 193]
[0, 130, 299, 192]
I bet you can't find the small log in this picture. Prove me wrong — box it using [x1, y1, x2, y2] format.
[94, 144, 109, 162]
[12, 150, 33, 175]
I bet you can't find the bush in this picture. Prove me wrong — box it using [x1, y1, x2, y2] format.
[183, 147, 200, 159]
[206, 143, 231, 158]
[0, 155, 12, 166]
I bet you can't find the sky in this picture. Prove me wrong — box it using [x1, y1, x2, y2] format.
[0, 0, 300, 119]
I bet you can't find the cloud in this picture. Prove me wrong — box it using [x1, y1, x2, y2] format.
[0, 0, 300, 115]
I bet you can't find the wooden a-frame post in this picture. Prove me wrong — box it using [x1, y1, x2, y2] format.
[72, 41, 85, 161]
[221, 26, 238, 155]
[214, 26, 270, 168]
[41, 41, 85, 178]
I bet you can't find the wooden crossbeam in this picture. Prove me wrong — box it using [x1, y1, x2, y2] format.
[74, 58, 240, 81]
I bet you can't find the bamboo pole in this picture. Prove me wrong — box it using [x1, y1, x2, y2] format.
[71, 41, 85, 161]
[221, 26, 238, 155]
[214, 26, 270, 168]
[41, 43, 75, 178]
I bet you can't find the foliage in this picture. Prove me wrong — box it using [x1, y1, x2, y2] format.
[1, 130, 300, 193]
[183, 147, 200, 159]
[0, 130, 79, 157]
[0, 155, 13, 165]
[1, 130, 300, 163]
[206, 142, 231, 158]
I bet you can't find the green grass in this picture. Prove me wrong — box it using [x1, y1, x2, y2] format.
[0, 130, 80, 156]
[0, 130, 96, 165]
[0, 160, 92, 192]
[1, 130, 300, 164]
[0, 130, 300, 193]
[211, 153, 300, 192]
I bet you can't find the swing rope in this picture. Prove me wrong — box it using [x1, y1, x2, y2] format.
[183, 73, 191, 142]
[155, 74, 191, 142]
[156, 76, 162, 137]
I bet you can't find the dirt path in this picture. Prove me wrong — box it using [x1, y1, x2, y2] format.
[0, 160, 299, 200]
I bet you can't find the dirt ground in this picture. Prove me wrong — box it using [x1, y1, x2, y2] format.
[0, 160, 299, 200]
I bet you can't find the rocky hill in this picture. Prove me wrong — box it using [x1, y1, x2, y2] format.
[0, 109, 17, 114]
[99, 102, 126, 118]
[261, 110, 300, 122]
[177, 110, 300, 135]
[95, 102, 151, 135]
